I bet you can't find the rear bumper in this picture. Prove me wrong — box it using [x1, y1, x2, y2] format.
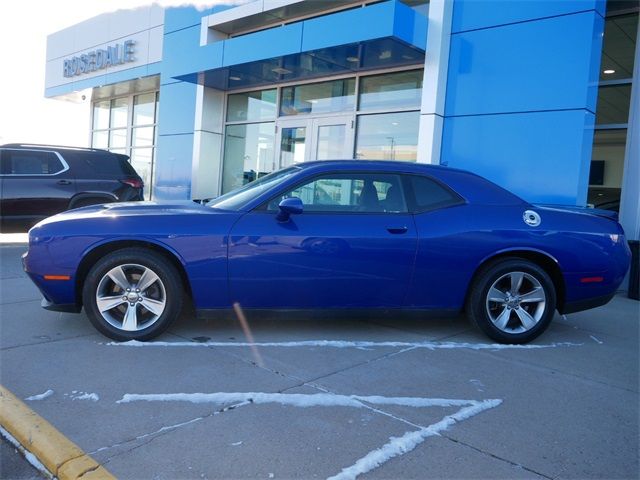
[560, 292, 616, 315]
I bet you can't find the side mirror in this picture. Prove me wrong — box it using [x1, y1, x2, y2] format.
[276, 197, 303, 222]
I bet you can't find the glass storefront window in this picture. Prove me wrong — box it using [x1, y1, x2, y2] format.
[132, 126, 155, 147]
[316, 124, 346, 160]
[595, 84, 632, 124]
[92, 131, 108, 149]
[130, 148, 154, 199]
[355, 111, 420, 161]
[93, 101, 110, 130]
[110, 97, 129, 128]
[133, 93, 156, 125]
[222, 122, 275, 193]
[109, 129, 127, 149]
[227, 89, 277, 122]
[588, 129, 627, 210]
[359, 70, 423, 111]
[280, 126, 307, 167]
[280, 78, 355, 116]
[600, 13, 638, 81]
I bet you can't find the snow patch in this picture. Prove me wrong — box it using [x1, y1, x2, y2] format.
[70, 392, 99, 401]
[107, 339, 581, 350]
[25, 390, 53, 401]
[328, 400, 502, 480]
[117, 392, 479, 409]
[0, 425, 53, 479]
[231, 441, 243, 446]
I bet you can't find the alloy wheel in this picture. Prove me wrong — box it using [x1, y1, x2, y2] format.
[95, 263, 167, 332]
[485, 271, 547, 334]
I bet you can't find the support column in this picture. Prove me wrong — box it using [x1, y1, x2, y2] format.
[416, 0, 454, 164]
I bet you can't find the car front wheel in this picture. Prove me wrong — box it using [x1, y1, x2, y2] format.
[466, 258, 556, 344]
[82, 248, 183, 341]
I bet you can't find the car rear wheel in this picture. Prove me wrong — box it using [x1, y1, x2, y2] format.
[83, 248, 183, 341]
[466, 258, 556, 344]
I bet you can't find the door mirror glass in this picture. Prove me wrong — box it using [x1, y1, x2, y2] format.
[277, 196, 304, 222]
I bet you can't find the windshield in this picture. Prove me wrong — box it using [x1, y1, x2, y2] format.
[207, 166, 301, 211]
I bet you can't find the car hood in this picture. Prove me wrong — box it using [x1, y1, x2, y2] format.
[36, 201, 220, 226]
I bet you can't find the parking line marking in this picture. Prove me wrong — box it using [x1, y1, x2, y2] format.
[117, 391, 502, 479]
[106, 339, 582, 349]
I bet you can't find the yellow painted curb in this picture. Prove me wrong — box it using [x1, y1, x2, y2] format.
[0, 385, 115, 479]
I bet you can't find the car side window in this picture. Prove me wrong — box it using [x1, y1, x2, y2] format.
[266, 173, 408, 213]
[1, 150, 65, 175]
[407, 175, 463, 213]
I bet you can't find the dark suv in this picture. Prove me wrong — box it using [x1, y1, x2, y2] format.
[0, 144, 144, 229]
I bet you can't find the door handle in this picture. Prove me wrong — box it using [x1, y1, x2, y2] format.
[386, 226, 408, 234]
[57, 180, 72, 185]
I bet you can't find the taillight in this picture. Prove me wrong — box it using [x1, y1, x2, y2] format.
[120, 178, 143, 189]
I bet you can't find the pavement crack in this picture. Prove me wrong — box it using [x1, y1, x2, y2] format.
[441, 434, 554, 479]
[1, 333, 96, 351]
[92, 400, 251, 461]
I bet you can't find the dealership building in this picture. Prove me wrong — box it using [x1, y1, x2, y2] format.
[45, 0, 639, 241]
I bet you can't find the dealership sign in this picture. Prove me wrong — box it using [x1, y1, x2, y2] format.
[63, 40, 135, 78]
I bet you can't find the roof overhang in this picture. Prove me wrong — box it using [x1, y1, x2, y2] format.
[169, 0, 427, 91]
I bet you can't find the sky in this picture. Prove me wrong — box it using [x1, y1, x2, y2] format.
[0, 0, 245, 147]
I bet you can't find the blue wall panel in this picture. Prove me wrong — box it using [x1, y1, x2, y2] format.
[153, 81, 198, 200]
[452, 0, 605, 33]
[154, 133, 195, 200]
[441, 109, 595, 206]
[224, 23, 304, 66]
[446, 11, 603, 116]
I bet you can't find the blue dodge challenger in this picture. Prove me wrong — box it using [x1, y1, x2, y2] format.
[23, 161, 631, 344]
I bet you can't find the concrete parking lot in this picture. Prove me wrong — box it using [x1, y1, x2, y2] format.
[1, 243, 638, 479]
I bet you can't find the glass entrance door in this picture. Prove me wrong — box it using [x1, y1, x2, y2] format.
[277, 115, 354, 168]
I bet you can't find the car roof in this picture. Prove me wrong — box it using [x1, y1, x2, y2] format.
[297, 159, 462, 174]
[1, 143, 111, 155]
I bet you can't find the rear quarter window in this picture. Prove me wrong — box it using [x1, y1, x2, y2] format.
[406, 175, 464, 213]
[64, 152, 136, 176]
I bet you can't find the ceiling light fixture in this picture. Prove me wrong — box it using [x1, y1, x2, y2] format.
[229, 75, 241, 81]
[272, 67, 292, 75]
[346, 56, 359, 62]
[603, 69, 616, 74]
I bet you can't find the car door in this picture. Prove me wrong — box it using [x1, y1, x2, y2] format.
[228, 171, 418, 308]
[0, 148, 76, 223]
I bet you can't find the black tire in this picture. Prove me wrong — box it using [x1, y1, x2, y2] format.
[466, 258, 556, 344]
[82, 248, 184, 341]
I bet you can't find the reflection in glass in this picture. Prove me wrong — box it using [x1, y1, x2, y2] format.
[588, 129, 627, 211]
[280, 127, 307, 167]
[316, 124, 346, 160]
[109, 129, 127, 149]
[133, 93, 156, 125]
[227, 89, 277, 122]
[110, 98, 128, 128]
[93, 101, 110, 130]
[356, 111, 420, 161]
[132, 126, 155, 147]
[131, 148, 154, 200]
[280, 79, 355, 116]
[599, 13, 638, 81]
[359, 70, 423, 111]
[222, 122, 275, 193]
[272, 173, 405, 213]
[595, 84, 632, 124]
[92, 131, 108, 149]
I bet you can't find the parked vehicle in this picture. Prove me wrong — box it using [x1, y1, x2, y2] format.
[0, 144, 143, 229]
[22, 161, 631, 344]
